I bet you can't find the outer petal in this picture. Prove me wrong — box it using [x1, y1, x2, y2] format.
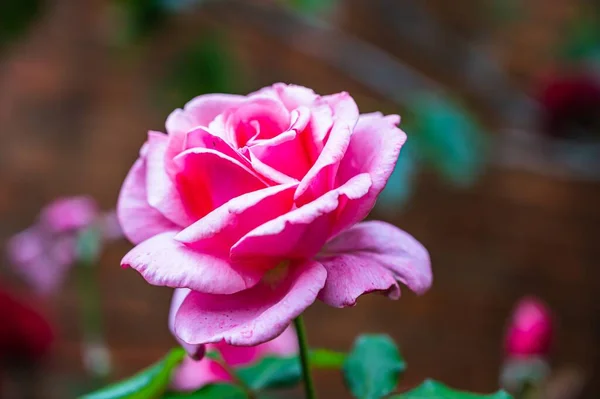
[231, 173, 371, 261]
[317, 221, 432, 308]
[334, 113, 407, 232]
[174, 148, 267, 219]
[121, 232, 262, 294]
[176, 184, 297, 252]
[174, 260, 326, 346]
[169, 289, 205, 358]
[146, 132, 193, 226]
[117, 155, 178, 245]
[295, 92, 359, 206]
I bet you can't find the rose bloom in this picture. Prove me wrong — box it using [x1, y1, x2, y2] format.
[6, 197, 121, 295]
[169, 289, 297, 392]
[118, 83, 432, 350]
[505, 297, 553, 358]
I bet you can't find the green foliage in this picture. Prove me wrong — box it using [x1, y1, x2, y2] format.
[162, 384, 246, 399]
[309, 349, 346, 369]
[164, 33, 238, 107]
[237, 355, 303, 390]
[80, 348, 186, 399]
[560, 8, 600, 62]
[390, 379, 512, 399]
[0, 0, 42, 48]
[410, 93, 486, 187]
[287, 0, 337, 17]
[77, 227, 103, 265]
[343, 334, 406, 399]
[117, 0, 170, 42]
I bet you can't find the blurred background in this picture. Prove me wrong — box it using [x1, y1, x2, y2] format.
[0, 0, 599, 397]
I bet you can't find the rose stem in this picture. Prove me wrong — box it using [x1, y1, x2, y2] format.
[294, 316, 317, 399]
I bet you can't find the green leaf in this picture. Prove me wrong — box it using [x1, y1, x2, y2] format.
[343, 334, 406, 399]
[288, 0, 337, 17]
[77, 227, 103, 265]
[309, 349, 346, 369]
[80, 348, 186, 399]
[162, 384, 246, 399]
[0, 0, 42, 48]
[391, 379, 513, 399]
[236, 355, 302, 391]
[410, 93, 486, 188]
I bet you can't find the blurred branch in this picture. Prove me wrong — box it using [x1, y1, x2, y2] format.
[207, 0, 533, 129]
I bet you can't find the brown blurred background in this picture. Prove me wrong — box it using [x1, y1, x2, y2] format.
[0, 0, 599, 398]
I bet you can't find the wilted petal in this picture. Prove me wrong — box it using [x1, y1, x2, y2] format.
[318, 221, 431, 307]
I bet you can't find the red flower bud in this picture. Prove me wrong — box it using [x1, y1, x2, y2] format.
[505, 297, 553, 358]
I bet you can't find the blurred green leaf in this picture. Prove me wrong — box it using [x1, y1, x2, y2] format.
[80, 348, 186, 399]
[162, 384, 246, 399]
[560, 8, 600, 62]
[309, 349, 346, 369]
[0, 0, 42, 48]
[118, 0, 170, 42]
[390, 379, 512, 399]
[164, 33, 238, 107]
[343, 334, 406, 399]
[236, 355, 302, 391]
[77, 227, 103, 265]
[411, 93, 486, 187]
[287, 0, 337, 17]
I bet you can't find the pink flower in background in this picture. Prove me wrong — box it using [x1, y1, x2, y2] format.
[505, 297, 553, 358]
[169, 289, 297, 392]
[118, 83, 432, 351]
[6, 196, 122, 295]
[40, 197, 99, 233]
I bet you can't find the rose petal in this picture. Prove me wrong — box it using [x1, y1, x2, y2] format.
[318, 221, 432, 307]
[174, 260, 326, 346]
[334, 113, 407, 232]
[176, 184, 297, 252]
[251, 83, 318, 111]
[122, 232, 262, 294]
[164, 94, 246, 174]
[169, 289, 205, 358]
[231, 173, 371, 261]
[145, 132, 194, 226]
[173, 148, 267, 219]
[295, 92, 359, 206]
[118, 155, 178, 245]
[226, 96, 290, 147]
[184, 126, 248, 166]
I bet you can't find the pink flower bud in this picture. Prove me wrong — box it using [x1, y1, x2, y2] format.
[505, 297, 553, 357]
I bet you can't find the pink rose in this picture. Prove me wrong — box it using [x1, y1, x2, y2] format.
[118, 83, 432, 349]
[505, 297, 553, 357]
[169, 289, 297, 392]
[40, 197, 99, 233]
